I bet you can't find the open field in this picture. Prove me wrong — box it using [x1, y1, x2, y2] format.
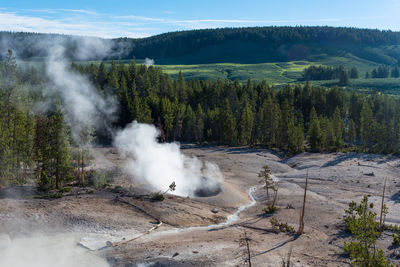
[1, 146, 400, 266]
[77, 55, 400, 93]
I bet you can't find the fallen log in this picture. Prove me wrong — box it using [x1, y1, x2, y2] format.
[110, 197, 163, 246]
[112, 220, 163, 247]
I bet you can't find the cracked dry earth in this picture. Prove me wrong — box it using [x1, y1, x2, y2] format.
[1, 146, 400, 266]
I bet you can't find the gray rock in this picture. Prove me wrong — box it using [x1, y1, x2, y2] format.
[211, 208, 219, 213]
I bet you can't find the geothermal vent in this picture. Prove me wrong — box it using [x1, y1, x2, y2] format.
[193, 176, 223, 197]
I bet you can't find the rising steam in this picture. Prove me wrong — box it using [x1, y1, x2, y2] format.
[145, 57, 154, 68]
[44, 45, 117, 144]
[114, 121, 223, 197]
[0, 234, 108, 267]
[0, 32, 224, 267]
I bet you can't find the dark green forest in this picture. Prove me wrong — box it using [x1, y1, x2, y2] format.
[2, 48, 400, 190]
[76, 60, 400, 155]
[115, 26, 400, 64]
[3, 26, 400, 64]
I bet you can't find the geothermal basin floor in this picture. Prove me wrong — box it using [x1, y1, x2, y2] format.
[1, 146, 400, 266]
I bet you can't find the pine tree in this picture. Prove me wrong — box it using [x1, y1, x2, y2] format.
[349, 67, 359, 79]
[220, 98, 236, 145]
[177, 71, 187, 102]
[307, 107, 321, 151]
[338, 70, 349, 86]
[97, 62, 107, 89]
[344, 195, 390, 266]
[372, 69, 378, 78]
[278, 99, 292, 149]
[391, 66, 400, 78]
[194, 104, 204, 143]
[237, 98, 254, 145]
[183, 105, 196, 142]
[161, 97, 174, 141]
[52, 110, 73, 189]
[332, 107, 344, 148]
[360, 102, 373, 148]
[347, 119, 356, 145]
[172, 103, 186, 141]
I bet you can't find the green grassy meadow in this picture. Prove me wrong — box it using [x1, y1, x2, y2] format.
[79, 55, 400, 94]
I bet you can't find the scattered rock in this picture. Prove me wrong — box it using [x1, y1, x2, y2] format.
[211, 208, 219, 213]
[286, 203, 294, 209]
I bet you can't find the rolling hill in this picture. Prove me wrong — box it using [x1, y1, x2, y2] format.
[2, 26, 400, 88]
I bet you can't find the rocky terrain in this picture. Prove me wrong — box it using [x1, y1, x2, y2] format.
[1, 146, 400, 266]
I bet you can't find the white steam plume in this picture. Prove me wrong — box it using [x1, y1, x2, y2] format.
[145, 57, 154, 68]
[114, 121, 223, 197]
[44, 44, 117, 144]
[0, 234, 108, 267]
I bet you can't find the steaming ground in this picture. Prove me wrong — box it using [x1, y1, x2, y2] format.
[1, 146, 400, 266]
[114, 122, 223, 197]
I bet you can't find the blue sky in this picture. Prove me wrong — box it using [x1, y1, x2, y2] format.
[1, 0, 400, 38]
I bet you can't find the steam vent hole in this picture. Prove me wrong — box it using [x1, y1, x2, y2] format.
[193, 176, 223, 197]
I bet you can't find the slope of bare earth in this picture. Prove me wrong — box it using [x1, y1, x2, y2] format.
[1, 146, 400, 266]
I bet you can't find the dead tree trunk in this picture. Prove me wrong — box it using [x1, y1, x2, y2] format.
[244, 231, 251, 267]
[379, 178, 387, 232]
[297, 170, 308, 236]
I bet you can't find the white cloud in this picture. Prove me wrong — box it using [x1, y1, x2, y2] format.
[0, 8, 345, 38]
[58, 9, 100, 16]
[0, 11, 150, 38]
[111, 14, 165, 22]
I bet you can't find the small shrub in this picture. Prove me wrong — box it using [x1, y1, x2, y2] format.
[152, 192, 165, 201]
[393, 234, 400, 247]
[270, 217, 295, 234]
[59, 186, 71, 193]
[87, 168, 118, 188]
[92, 171, 108, 188]
[385, 224, 400, 233]
[34, 192, 63, 199]
[85, 189, 94, 194]
[37, 170, 51, 191]
[263, 205, 279, 214]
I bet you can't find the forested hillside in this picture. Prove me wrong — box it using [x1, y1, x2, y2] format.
[74, 60, 400, 155]
[2, 26, 400, 65]
[2, 47, 400, 190]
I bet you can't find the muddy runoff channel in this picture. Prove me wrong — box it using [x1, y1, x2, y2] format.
[79, 186, 257, 254]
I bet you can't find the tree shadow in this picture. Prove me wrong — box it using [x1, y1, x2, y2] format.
[252, 237, 296, 257]
[321, 153, 386, 168]
[238, 224, 279, 235]
[390, 191, 400, 204]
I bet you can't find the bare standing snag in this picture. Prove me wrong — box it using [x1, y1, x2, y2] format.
[297, 170, 308, 236]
